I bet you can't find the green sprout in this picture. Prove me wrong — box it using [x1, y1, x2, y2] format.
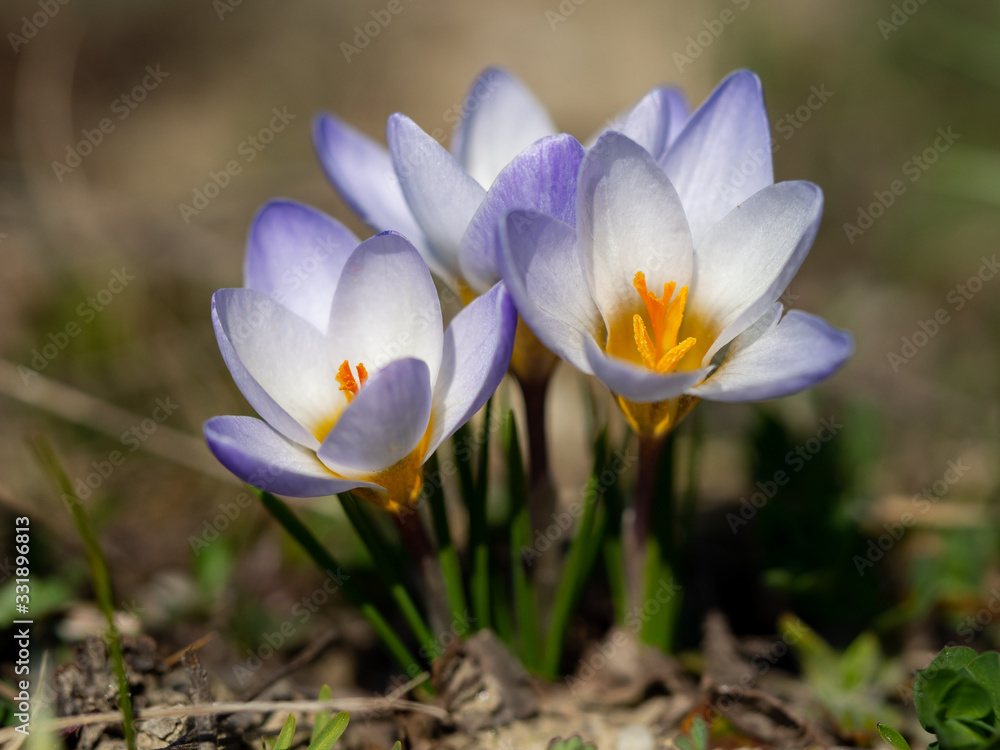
[675, 716, 710, 750]
[547, 735, 597, 750]
[266, 685, 350, 750]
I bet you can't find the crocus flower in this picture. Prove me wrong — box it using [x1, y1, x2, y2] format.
[499, 132, 853, 438]
[311, 66, 696, 298]
[203, 200, 516, 510]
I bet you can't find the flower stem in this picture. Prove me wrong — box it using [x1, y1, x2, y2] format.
[337, 493, 439, 659]
[540, 429, 608, 678]
[255, 490, 423, 678]
[636, 432, 681, 652]
[424, 452, 470, 633]
[468, 397, 494, 630]
[506, 410, 540, 670]
[391, 499, 454, 649]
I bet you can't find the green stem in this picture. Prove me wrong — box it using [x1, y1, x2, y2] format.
[602, 432, 630, 624]
[541, 430, 608, 677]
[338, 493, 439, 658]
[31, 436, 137, 750]
[677, 411, 703, 578]
[470, 397, 494, 629]
[257, 491, 423, 676]
[638, 433, 681, 652]
[506, 411, 539, 670]
[424, 453, 470, 632]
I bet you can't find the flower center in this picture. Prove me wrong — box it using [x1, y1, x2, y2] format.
[630, 271, 697, 373]
[336, 360, 368, 403]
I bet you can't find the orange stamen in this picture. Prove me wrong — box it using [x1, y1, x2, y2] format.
[631, 271, 696, 374]
[336, 360, 367, 402]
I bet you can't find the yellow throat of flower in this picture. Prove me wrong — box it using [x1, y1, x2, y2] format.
[607, 271, 704, 439]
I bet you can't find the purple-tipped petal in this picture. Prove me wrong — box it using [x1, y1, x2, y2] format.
[212, 289, 342, 450]
[688, 305, 853, 402]
[688, 181, 824, 364]
[583, 336, 711, 402]
[318, 358, 432, 475]
[205, 416, 376, 497]
[245, 200, 359, 333]
[450, 67, 557, 188]
[578, 132, 694, 325]
[661, 70, 773, 245]
[326, 231, 443, 379]
[427, 282, 516, 455]
[601, 87, 674, 161]
[387, 114, 486, 284]
[661, 86, 690, 147]
[499, 210, 601, 373]
[460, 134, 585, 293]
[312, 114, 433, 263]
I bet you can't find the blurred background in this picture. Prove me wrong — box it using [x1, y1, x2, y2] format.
[1, 0, 999, 704]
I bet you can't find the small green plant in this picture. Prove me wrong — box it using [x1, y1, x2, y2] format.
[547, 736, 597, 750]
[879, 647, 1000, 750]
[780, 615, 902, 736]
[267, 687, 349, 750]
[675, 716, 710, 750]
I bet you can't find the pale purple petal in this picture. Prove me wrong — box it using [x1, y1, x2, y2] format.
[318, 358, 432, 475]
[204, 416, 377, 497]
[661, 70, 773, 245]
[450, 67, 557, 188]
[213, 289, 343, 450]
[312, 114, 433, 263]
[578, 132, 694, 325]
[688, 304, 853, 402]
[499, 210, 601, 373]
[603, 87, 673, 161]
[427, 282, 516, 455]
[661, 87, 690, 147]
[245, 200, 359, 333]
[460, 134, 584, 293]
[326, 231, 443, 379]
[583, 337, 711, 402]
[387, 113, 486, 284]
[687, 181, 824, 364]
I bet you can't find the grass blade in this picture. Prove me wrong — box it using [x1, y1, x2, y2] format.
[30, 435, 138, 750]
[307, 710, 349, 750]
[310, 684, 332, 745]
[505, 411, 539, 670]
[273, 714, 296, 750]
[470, 397, 494, 629]
[424, 453, 470, 632]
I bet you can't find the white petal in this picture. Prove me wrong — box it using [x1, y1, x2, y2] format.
[687, 181, 823, 364]
[387, 113, 486, 284]
[584, 337, 711, 402]
[688, 305, 853, 401]
[661, 70, 773, 245]
[212, 289, 343, 450]
[318, 358, 432, 475]
[428, 283, 516, 455]
[577, 132, 694, 325]
[499, 210, 602, 373]
[244, 200, 359, 333]
[326, 232, 443, 379]
[451, 67, 557, 188]
[204, 416, 377, 497]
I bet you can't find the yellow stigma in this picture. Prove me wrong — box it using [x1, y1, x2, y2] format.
[631, 271, 697, 373]
[335, 360, 368, 403]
